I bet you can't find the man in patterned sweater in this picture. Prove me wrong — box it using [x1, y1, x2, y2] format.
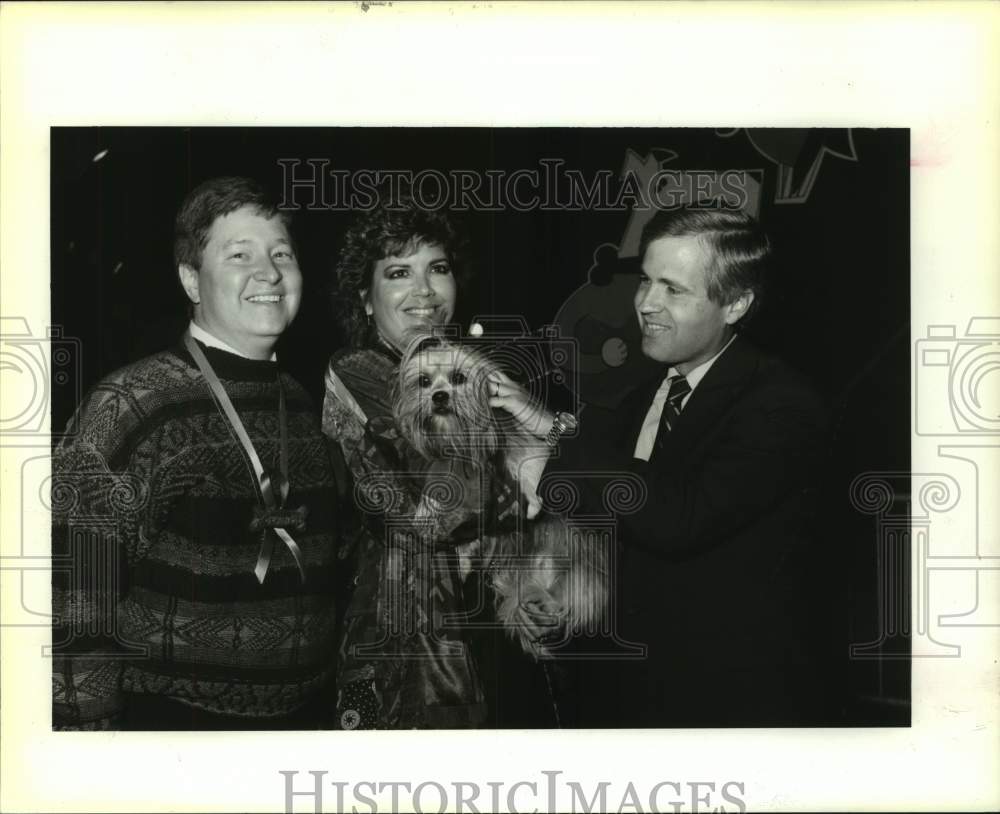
[52, 177, 344, 730]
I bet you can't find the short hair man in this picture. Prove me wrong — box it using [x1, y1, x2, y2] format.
[52, 177, 343, 730]
[544, 206, 831, 726]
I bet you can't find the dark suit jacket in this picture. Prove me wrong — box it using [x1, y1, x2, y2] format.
[546, 335, 833, 726]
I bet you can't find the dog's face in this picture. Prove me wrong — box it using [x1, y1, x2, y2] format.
[412, 346, 478, 426]
[394, 336, 500, 462]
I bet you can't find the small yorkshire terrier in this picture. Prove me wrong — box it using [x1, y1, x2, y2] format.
[393, 332, 608, 655]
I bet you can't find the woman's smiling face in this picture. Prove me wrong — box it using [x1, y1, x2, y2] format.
[179, 205, 301, 359]
[364, 241, 457, 349]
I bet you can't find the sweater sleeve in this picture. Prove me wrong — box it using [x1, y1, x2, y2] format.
[51, 384, 154, 730]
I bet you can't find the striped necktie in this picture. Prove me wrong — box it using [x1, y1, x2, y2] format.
[655, 374, 691, 450]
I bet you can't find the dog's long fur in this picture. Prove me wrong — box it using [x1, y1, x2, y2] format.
[392, 333, 608, 655]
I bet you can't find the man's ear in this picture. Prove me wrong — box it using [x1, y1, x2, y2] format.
[723, 291, 754, 325]
[178, 264, 201, 305]
[360, 290, 372, 316]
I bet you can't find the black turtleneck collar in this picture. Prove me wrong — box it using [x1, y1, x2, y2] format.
[172, 338, 279, 383]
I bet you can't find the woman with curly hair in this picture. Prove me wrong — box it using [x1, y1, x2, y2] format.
[322, 193, 509, 729]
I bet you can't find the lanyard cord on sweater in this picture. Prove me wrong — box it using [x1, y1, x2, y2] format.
[183, 332, 306, 585]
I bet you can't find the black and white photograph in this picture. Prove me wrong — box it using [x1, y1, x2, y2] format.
[1, 3, 997, 813]
[47, 125, 909, 734]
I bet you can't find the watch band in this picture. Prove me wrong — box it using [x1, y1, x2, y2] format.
[545, 411, 578, 447]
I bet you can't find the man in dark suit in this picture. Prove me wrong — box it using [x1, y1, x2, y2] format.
[492, 206, 832, 727]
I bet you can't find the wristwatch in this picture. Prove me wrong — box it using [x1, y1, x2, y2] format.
[544, 411, 578, 447]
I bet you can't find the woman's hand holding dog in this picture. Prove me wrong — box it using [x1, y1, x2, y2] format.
[516, 597, 567, 647]
[487, 370, 555, 441]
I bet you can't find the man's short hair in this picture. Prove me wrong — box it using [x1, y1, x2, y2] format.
[173, 176, 291, 270]
[639, 207, 771, 323]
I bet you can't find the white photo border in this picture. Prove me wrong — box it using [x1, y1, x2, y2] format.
[1, 2, 998, 812]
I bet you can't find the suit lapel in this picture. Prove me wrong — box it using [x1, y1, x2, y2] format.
[651, 336, 760, 466]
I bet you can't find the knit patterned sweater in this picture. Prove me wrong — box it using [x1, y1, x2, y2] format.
[51, 340, 342, 729]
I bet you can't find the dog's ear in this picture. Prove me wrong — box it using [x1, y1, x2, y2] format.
[459, 348, 498, 392]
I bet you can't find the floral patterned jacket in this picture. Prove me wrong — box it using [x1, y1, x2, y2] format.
[322, 343, 520, 729]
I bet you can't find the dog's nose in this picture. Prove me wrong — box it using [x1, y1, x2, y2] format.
[432, 391, 449, 405]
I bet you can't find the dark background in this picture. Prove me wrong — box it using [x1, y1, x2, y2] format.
[50, 127, 910, 725]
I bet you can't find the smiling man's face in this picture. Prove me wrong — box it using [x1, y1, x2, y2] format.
[179, 205, 302, 359]
[634, 234, 748, 375]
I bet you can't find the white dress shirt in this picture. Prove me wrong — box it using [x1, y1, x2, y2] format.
[633, 334, 737, 461]
[188, 321, 277, 361]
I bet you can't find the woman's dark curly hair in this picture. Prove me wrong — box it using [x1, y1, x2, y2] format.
[333, 193, 471, 348]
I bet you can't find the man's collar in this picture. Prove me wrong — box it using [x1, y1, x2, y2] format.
[188, 321, 277, 362]
[665, 333, 739, 391]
